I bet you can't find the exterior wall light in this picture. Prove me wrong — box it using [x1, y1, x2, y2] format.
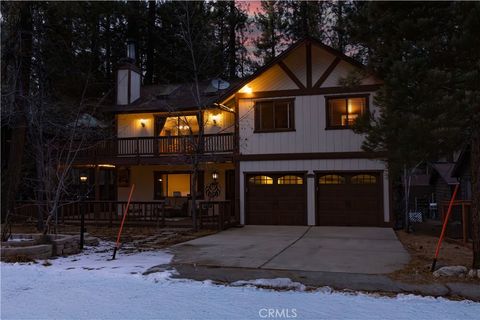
[241, 85, 253, 94]
[212, 171, 219, 181]
[140, 119, 146, 127]
[80, 175, 88, 183]
[211, 114, 221, 126]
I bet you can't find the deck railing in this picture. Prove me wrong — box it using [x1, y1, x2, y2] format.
[13, 200, 236, 230]
[79, 133, 234, 159]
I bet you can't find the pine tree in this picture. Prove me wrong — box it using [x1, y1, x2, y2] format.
[253, 1, 287, 65]
[283, 0, 327, 42]
[349, 2, 480, 268]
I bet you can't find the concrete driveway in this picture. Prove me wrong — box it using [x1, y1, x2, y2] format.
[171, 226, 410, 274]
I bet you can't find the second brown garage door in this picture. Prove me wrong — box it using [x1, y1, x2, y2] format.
[246, 173, 306, 225]
[316, 172, 383, 226]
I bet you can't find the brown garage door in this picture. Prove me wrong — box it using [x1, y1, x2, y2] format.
[246, 173, 306, 225]
[316, 172, 383, 226]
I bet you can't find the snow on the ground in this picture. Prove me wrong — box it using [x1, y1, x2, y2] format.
[35, 241, 174, 278]
[1, 242, 480, 320]
[231, 278, 307, 291]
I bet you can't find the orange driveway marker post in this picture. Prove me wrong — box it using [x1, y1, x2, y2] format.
[112, 184, 135, 260]
[430, 183, 459, 272]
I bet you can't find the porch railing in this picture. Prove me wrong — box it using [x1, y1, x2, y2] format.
[79, 133, 234, 159]
[197, 200, 236, 230]
[13, 200, 236, 230]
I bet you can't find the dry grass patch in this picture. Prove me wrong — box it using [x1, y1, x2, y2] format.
[391, 230, 478, 284]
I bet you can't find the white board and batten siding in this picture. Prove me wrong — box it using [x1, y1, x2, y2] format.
[236, 41, 389, 226]
[238, 94, 377, 155]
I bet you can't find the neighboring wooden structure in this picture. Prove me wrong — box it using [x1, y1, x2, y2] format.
[440, 200, 472, 244]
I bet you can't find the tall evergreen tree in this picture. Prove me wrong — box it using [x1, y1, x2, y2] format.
[253, 1, 287, 65]
[283, 0, 326, 41]
[348, 2, 480, 268]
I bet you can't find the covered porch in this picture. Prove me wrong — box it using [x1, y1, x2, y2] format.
[13, 162, 237, 230]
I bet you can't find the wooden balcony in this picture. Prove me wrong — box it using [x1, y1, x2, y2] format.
[77, 133, 234, 163]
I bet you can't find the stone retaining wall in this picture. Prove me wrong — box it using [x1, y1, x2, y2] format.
[1, 233, 99, 260]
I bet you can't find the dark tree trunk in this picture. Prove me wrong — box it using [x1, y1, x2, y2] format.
[105, 14, 112, 79]
[127, 1, 140, 61]
[270, 15, 275, 60]
[470, 128, 480, 268]
[335, 1, 346, 53]
[90, 13, 100, 73]
[145, 0, 156, 85]
[300, 1, 309, 37]
[2, 2, 32, 237]
[227, 1, 236, 79]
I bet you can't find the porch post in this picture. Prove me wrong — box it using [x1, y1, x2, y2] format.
[94, 165, 100, 223]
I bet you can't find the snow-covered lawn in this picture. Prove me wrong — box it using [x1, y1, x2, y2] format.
[1, 243, 479, 320]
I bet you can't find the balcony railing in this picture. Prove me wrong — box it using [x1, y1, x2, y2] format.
[13, 200, 237, 230]
[79, 133, 234, 159]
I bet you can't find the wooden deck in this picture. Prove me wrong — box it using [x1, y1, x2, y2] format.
[13, 200, 237, 230]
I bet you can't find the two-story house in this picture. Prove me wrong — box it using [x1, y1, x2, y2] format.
[77, 37, 390, 227]
[216, 38, 389, 227]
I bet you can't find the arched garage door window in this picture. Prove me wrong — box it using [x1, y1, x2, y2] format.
[318, 174, 345, 184]
[278, 175, 303, 185]
[249, 175, 273, 185]
[351, 174, 377, 184]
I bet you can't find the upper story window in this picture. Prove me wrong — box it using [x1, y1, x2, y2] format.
[326, 95, 368, 129]
[254, 99, 295, 132]
[155, 115, 200, 136]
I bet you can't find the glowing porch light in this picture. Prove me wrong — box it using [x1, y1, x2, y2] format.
[241, 85, 253, 94]
[211, 113, 221, 126]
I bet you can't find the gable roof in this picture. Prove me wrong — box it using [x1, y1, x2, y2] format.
[451, 145, 471, 177]
[111, 79, 240, 114]
[218, 36, 377, 102]
[113, 37, 378, 113]
[430, 163, 458, 185]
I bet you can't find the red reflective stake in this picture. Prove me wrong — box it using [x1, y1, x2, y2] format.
[112, 184, 135, 260]
[431, 183, 459, 272]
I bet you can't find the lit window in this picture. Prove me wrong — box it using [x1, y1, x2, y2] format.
[278, 175, 303, 185]
[318, 174, 345, 184]
[249, 175, 273, 185]
[351, 174, 377, 184]
[326, 96, 367, 128]
[157, 115, 199, 136]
